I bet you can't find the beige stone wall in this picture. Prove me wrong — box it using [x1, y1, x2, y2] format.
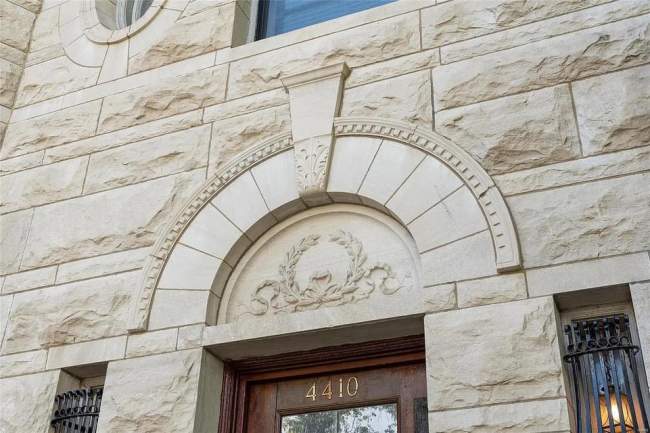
[1, 0, 649, 432]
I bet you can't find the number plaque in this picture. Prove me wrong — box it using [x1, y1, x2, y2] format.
[305, 376, 359, 401]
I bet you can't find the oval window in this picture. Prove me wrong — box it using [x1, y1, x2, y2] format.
[95, 0, 154, 30]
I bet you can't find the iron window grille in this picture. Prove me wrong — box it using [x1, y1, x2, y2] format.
[564, 314, 649, 433]
[51, 387, 103, 433]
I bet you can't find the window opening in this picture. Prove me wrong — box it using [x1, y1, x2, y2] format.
[96, 0, 153, 30]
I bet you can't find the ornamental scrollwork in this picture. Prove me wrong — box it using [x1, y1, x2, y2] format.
[248, 230, 404, 316]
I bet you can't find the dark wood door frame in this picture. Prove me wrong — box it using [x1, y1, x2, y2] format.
[218, 335, 426, 433]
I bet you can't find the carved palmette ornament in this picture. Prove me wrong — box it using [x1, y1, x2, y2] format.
[294, 138, 330, 197]
[247, 230, 405, 316]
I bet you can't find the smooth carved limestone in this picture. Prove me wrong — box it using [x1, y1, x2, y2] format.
[46, 335, 127, 370]
[509, 172, 650, 268]
[98, 65, 228, 134]
[1, 271, 137, 355]
[0, 208, 32, 274]
[433, 15, 650, 110]
[0, 371, 59, 433]
[228, 12, 420, 98]
[129, 4, 235, 73]
[219, 205, 419, 323]
[630, 282, 650, 388]
[2, 265, 57, 295]
[435, 85, 580, 175]
[425, 297, 564, 411]
[0, 0, 35, 52]
[21, 170, 204, 270]
[428, 398, 571, 433]
[1, 100, 102, 159]
[342, 70, 433, 128]
[125, 328, 178, 358]
[421, 0, 605, 48]
[30, 6, 60, 52]
[0, 349, 47, 378]
[573, 65, 650, 156]
[56, 247, 150, 285]
[0, 156, 87, 214]
[15, 56, 100, 107]
[96, 349, 222, 433]
[84, 124, 210, 194]
[0, 58, 21, 107]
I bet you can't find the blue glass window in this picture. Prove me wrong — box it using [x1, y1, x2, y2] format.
[256, 0, 396, 40]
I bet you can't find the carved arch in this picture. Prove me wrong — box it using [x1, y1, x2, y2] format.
[128, 118, 520, 332]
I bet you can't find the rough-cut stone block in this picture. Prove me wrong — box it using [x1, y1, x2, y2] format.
[494, 145, 650, 196]
[0, 58, 21, 107]
[126, 328, 178, 358]
[84, 125, 209, 193]
[2, 265, 57, 294]
[0, 371, 59, 433]
[203, 88, 288, 123]
[631, 281, 650, 389]
[0, 156, 86, 213]
[148, 289, 213, 330]
[457, 273, 527, 308]
[30, 5, 60, 52]
[11, 0, 40, 13]
[425, 297, 564, 410]
[346, 49, 440, 88]
[0, 208, 32, 274]
[428, 398, 571, 433]
[527, 252, 650, 297]
[0, 349, 47, 378]
[208, 104, 290, 176]
[433, 16, 650, 110]
[96, 349, 207, 433]
[574, 65, 650, 156]
[177, 324, 204, 350]
[341, 70, 433, 127]
[0, 151, 44, 176]
[98, 65, 227, 134]
[0, 294, 11, 342]
[0, 0, 35, 51]
[0, 41, 25, 65]
[421, 0, 604, 48]
[130, 3, 234, 73]
[509, 173, 650, 267]
[21, 170, 203, 269]
[56, 247, 150, 285]
[46, 335, 127, 370]
[1, 100, 102, 159]
[228, 12, 420, 98]
[15, 56, 100, 106]
[422, 283, 456, 313]
[44, 109, 203, 163]
[2, 272, 137, 354]
[435, 85, 581, 175]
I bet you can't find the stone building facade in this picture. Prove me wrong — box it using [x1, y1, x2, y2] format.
[1, 0, 649, 432]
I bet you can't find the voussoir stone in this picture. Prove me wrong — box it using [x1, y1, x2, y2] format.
[574, 65, 650, 156]
[1, 271, 138, 354]
[98, 65, 228, 134]
[433, 15, 650, 110]
[129, 4, 235, 73]
[425, 297, 564, 410]
[20, 170, 204, 269]
[508, 172, 650, 268]
[435, 85, 580, 175]
[0, 0, 35, 52]
[0, 58, 21, 107]
[0, 371, 59, 433]
[1, 100, 103, 159]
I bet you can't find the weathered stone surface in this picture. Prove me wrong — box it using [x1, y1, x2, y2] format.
[457, 273, 527, 308]
[428, 398, 571, 433]
[25, 43, 64, 67]
[0, 0, 35, 51]
[30, 5, 59, 52]
[509, 172, 650, 267]
[44, 109, 203, 163]
[203, 88, 288, 123]
[21, 170, 204, 269]
[2, 265, 56, 294]
[0, 58, 21, 106]
[0, 41, 25, 66]
[421, 0, 605, 48]
[631, 281, 650, 389]
[436, 85, 581, 175]
[98, 65, 227, 134]
[208, 104, 290, 176]
[126, 328, 178, 358]
[228, 12, 420, 98]
[425, 297, 564, 410]
[341, 70, 432, 127]
[0, 349, 47, 378]
[0, 371, 59, 433]
[16, 56, 100, 106]
[574, 65, 650, 156]
[422, 283, 456, 313]
[1, 272, 136, 354]
[346, 49, 440, 88]
[1, 100, 102, 159]
[0, 293, 11, 341]
[177, 324, 204, 350]
[0, 156, 86, 213]
[433, 16, 650, 110]
[0, 208, 32, 274]
[11, 0, 41, 13]
[441, 0, 650, 63]
[494, 145, 650, 196]
[56, 247, 150, 285]
[46, 335, 127, 370]
[0, 151, 44, 175]
[130, 4, 234, 73]
[84, 125, 210, 193]
[97, 349, 205, 433]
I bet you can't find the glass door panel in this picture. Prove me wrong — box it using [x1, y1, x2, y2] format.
[281, 404, 397, 433]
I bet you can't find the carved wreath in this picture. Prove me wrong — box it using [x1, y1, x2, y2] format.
[248, 230, 403, 316]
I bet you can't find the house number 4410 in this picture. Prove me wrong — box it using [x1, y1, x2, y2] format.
[305, 377, 359, 401]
